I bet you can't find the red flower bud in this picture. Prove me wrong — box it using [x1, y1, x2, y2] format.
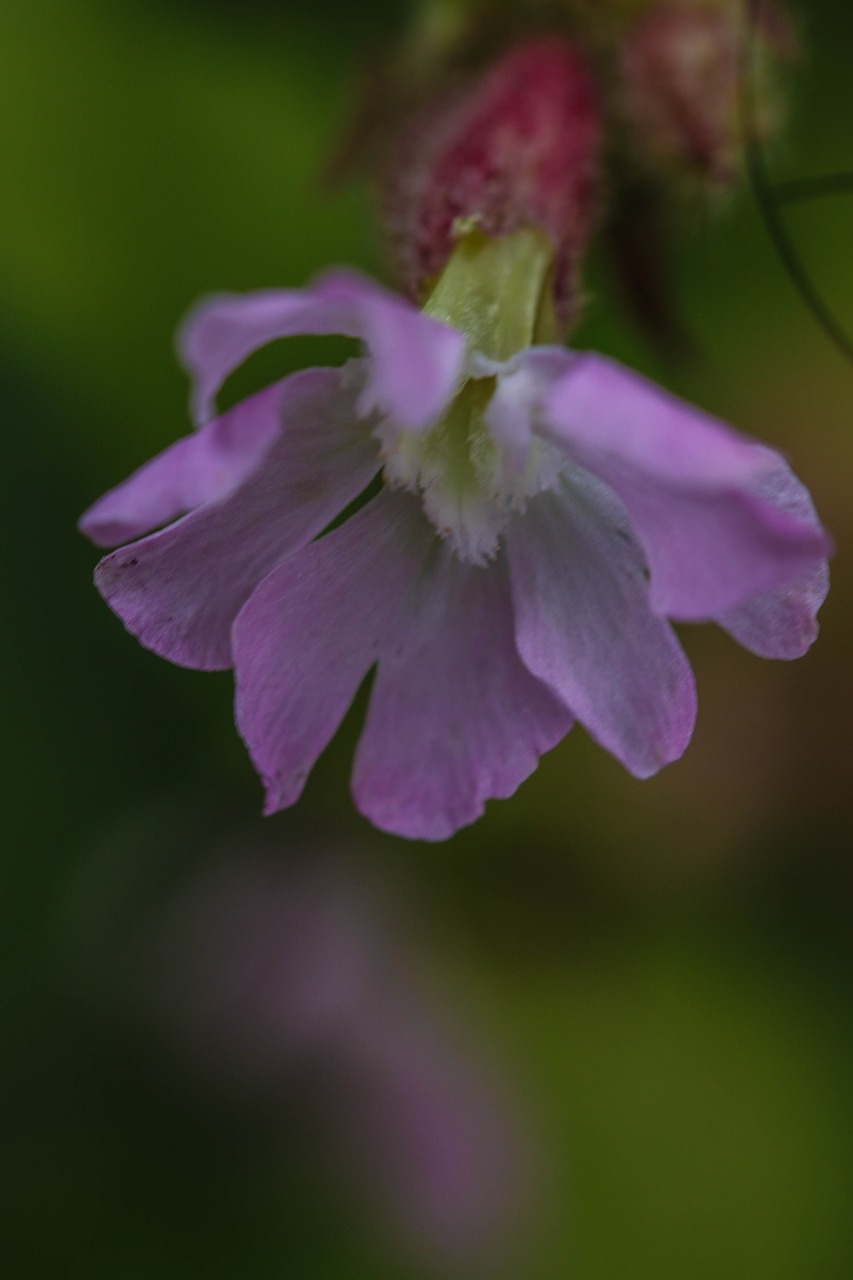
[382, 38, 602, 332]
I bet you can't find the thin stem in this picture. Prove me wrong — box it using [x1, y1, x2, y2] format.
[740, 0, 853, 365]
[772, 171, 853, 205]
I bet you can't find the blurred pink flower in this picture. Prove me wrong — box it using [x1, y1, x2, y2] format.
[141, 850, 531, 1270]
[618, 0, 795, 185]
[81, 238, 829, 839]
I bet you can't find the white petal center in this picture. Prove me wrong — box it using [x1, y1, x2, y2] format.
[376, 373, 564, 564]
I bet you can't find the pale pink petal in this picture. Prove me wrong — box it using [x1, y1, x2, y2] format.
[179, 270, 466, 429]
[540, 353, 830, 620]
[94, 369, 379, 670]
[480, 345, 573, 471]
[232, 489, 427, 816]
[80, 381, 282, 548]
[352, 542, 572, 841]
[233, 487, 570, 837]
[717, 564, 828, 659]
[506, 476, 696, 777]
[717, 455, 829, 657]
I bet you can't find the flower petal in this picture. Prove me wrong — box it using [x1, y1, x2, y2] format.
[717, 564, 829, 659]
[80, 381, 282, 548]
[352, 534, 573, 841]
[232, 489, 429, 817]
[233, 485, 571, 838]
[541, 353, 830, 620]
[506, 474, 696, 778]
[179, 270, 466, 430]
[716, 457, 829, 658]
[480, 345, 574, 472]
[94, 369, 379, 670]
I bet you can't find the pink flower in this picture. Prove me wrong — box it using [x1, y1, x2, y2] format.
[618, 1, 795, 187]
[81, 231, 829, 840]
[138, 846, 533, 1267]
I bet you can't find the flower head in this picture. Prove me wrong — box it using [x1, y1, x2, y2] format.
[81, 230, 829, 840]
[112, 836, 533, 1267]
[618, 0, 795, 188]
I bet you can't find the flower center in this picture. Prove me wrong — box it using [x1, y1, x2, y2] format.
[377, 227, 566, 563]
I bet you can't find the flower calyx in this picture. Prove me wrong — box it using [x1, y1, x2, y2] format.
[382, 35, 602, 333]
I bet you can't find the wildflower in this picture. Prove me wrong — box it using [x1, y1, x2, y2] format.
[81, 229, 828, 839]
[137, 844, 531, 1266]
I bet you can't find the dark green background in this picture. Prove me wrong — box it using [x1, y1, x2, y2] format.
[3, 1, 853, 1276]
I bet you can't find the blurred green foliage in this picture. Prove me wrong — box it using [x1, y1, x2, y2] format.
[2, 1, 853, 1277]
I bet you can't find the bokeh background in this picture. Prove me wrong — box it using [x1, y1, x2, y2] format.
[3, 1, 853, 1276]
